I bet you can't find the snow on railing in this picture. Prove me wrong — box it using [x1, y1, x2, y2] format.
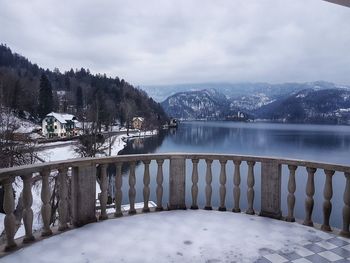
[0, 153, 350, 255]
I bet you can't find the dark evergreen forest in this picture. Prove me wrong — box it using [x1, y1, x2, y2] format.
[0, 44, 168, 129]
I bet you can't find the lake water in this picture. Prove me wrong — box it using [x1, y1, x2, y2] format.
[117, 121, 350, 228]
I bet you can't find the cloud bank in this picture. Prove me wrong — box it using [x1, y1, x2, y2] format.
[0, 0, 349, 85]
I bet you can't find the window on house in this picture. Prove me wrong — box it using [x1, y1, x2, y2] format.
[54, 125, 57, 129]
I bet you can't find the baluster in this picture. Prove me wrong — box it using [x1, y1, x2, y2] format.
[246, 161, 255, 215]
[114, 162, 123, 217]
[321, 170, 335, 231]
[219, 159, 227, 211]
[204, 159, 213, 210]
[232, 160, 241, 213]
[142, 160, 151, 212]
[41, 169, 52, 236]
[191, 159, 199, 210]
[340, 172, 350, 237]
[128, 162, 136, 215]
[303, 167, 316, 227]
[58, 167, 69, 231]
[286, 165, 297, 222]
[3, 178, 17, 251]
[21, 174, 35, 243]
[156, 159, 164, 211]
[99, 164, 108, 220]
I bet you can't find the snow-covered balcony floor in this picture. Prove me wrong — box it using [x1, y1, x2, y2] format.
[2, 210, 350, 263]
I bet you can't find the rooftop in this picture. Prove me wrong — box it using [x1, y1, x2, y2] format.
[45, 112, 77, 124]
[2, 210, 349, 263]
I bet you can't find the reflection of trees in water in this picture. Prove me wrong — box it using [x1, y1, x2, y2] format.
[103, 131, 166, 202]
[169, 124, 231, 146]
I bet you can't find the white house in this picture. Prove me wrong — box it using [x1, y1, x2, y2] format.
[42, 112, 78, 138]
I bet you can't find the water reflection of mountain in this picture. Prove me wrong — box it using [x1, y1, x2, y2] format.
[166, 122, 350, 156]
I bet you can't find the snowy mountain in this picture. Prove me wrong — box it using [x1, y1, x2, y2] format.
[156, 82, 350, 123]
[161, 89, 232, 119]
[255, 88, 350, 124]
[142, 81, 346, 103]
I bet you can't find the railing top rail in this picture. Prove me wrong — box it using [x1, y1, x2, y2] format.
[1, 153, 350, 179]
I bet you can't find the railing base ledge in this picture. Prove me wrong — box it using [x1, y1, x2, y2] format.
[73, 217, 97, 227]
[190, 205, 199, 210]
[340, 231, 350, 238]
[246, 209, 255, 215]
[303, 220, 314, 227]
[114, 212, 123, 217]
[259, 211, 282, 220]
[4, 243, 17, 252]
[142, 208, 150, 213]
[232, 208, 241, 213]
[23, 236, 35, 244]
[41, 230, 53, 237]
[99, 215, 108, 221]
[321, 225, 332, 232]
[204, 206, 212, 210]
[58, 225, 69, 232]
[285, 217, 295, 223]
[218, 207, 226, 212]
[168, 205, 187, 210]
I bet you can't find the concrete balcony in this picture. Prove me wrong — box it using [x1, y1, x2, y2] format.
[0, 153, 350, 262]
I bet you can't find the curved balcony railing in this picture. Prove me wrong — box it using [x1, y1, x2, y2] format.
[0, 153, 350, 253]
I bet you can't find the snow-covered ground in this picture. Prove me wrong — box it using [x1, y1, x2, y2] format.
[36, 130, 158, 162]
[1, 210, 345, 263]
[36, 134, 128, 162]
[0, 110, 41, 134]
[37, 143, 79, 162]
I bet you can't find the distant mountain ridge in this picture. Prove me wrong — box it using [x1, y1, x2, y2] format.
[142, 81, 348, 103]
[146, 82, 350, 124]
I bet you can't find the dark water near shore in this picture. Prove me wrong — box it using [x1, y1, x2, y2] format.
[118, 121, 350, 228]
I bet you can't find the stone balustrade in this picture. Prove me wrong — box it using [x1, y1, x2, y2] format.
[0, 153, 350, 254]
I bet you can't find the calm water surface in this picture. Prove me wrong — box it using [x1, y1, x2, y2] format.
[118, 121, 350, 228]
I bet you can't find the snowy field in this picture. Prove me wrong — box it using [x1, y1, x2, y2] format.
[37, 134, 128, 161]
[1, 210, 346, 263]
[36, 130, 157, 162]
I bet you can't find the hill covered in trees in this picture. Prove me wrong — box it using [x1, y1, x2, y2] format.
[0, 44, 168, 130]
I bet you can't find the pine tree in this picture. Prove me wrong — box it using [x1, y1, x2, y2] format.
[11, 80, 20, 110]
[64, 75, 70, 91]
[38, 73, 53, 119]
[76, 85, 83, 112]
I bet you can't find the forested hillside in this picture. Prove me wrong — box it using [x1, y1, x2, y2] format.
[0, 44, 168, 130]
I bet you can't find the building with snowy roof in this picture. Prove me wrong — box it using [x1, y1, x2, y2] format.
[42, 112, 78, 138]
[132, 117, 144, 130]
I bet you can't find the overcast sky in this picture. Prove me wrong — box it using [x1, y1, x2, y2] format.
[0, 0, 349, 86]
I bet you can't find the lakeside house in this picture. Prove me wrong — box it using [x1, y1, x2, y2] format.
[132, 117, 144, 130]
[42, 112, 78, 138]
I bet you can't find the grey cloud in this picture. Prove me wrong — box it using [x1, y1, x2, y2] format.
[0, 0, 349, 85]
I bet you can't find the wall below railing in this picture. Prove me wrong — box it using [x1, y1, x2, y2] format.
[0, 153, 349, 254]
